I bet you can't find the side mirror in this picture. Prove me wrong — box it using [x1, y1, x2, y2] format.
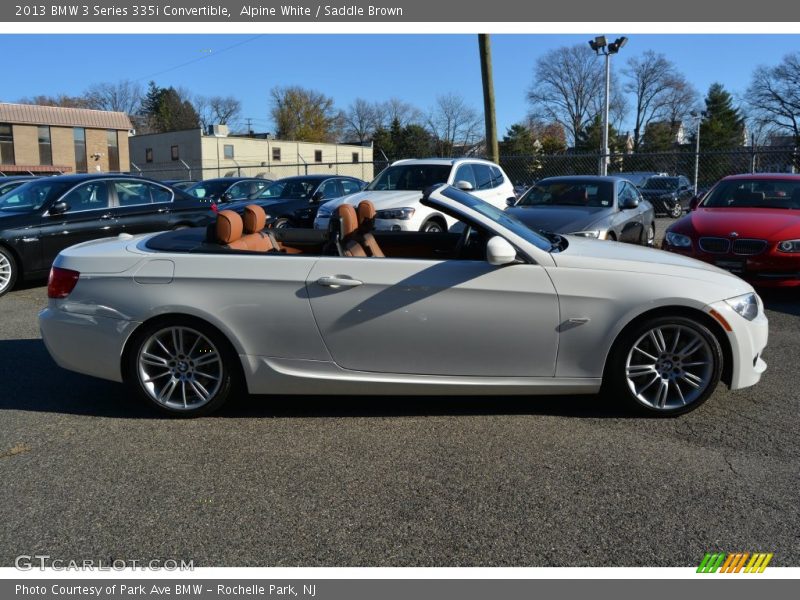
[311, 191, 324, 203]
[620, 196, 639, 210]
[49, 201, 69, 215]
[220, 192, 233, 203]
[689, 196, 700, 211]
[506, 197, 517, 207]
[486, 236, 518, 266]
[454, 180, 474, 191]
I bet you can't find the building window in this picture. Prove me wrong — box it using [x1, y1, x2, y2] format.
[107, 130, 120, 172]
[145, 148, 153, 163]
[73, 127, 87, 173]
[0, 123, 14, 165]
[171, 145, 179, 161]
[224, 144, 234, 159]
[352, 152, 359, 163]
[272, 147, 281, 161]
[314, 150, 323, 162]
[38, 126, 52, 166]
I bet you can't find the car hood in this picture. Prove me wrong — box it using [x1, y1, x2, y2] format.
[672, 207, 800, 239]
[554, 235, 752, 292]
[317, 190, 424, 215]
[505, 205, 613, 233]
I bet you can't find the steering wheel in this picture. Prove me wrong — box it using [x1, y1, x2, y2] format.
[452, 223, 473, 259]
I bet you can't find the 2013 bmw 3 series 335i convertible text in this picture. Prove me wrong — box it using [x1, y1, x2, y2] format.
[39, 185, 768, 417]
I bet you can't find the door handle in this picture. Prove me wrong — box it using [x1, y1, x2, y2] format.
[100, 213, 113, 220]
[157, 207, 170, 213]
[317, 276, 363, 288]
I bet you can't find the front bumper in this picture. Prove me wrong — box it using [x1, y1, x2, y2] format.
[39, 306, 139, 383]
[705, 300, 768, 390]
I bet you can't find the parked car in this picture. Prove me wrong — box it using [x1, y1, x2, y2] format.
[223, 175, 366, 228]
[662, 174, 800, 287]
[40, 184, 766, 417]
[313, 158, 516, 232]
[506, 176, 655, 245]
[615, 171, 666, 189]
[186, 177, 272, 203]
[640, 175, 695, 217]
[0, 174, 215, 296]
[0, 175, 39, 197]
[162, 179, 196, 191]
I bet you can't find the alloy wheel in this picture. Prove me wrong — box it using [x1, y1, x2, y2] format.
[0, 253, 11, 294]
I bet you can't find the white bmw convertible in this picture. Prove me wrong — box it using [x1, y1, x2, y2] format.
[39, 185, 768, 417]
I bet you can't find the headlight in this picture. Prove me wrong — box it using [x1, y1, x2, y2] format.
[665, 231, 692, 248]
[375, 207, 415, 220]
[777, 239, 800, 253]
[570, 230, 602, 239]
[725, 293, 759, 321]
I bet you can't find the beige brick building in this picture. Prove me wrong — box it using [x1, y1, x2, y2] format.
[0, 103, 131, 175]
[129, 126, 374, 182]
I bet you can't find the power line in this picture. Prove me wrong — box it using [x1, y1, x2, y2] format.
[134, 35, 264, 82]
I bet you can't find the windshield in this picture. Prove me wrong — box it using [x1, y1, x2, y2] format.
[643, 177, 679, 190]
[517, 180, 614, 208]
[187, 180, 229, 199]
[254, 179, 317, 200]
[439, 186, 552, 252]
[367, 164, 452, 191]
[702, 178, 800, 209]
[0, 179, 73, 212]
[0, 180, 27, 197]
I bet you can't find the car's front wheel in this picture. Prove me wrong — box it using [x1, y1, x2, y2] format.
[643, 223, 656, 246]
[420, 218, 445, 233]
[272, 217, 293, 229]
[124, 318, 240, 417]
[669, 202, 683, 218]
[0, 247, 17, 297]
[606, 315, 723, 416]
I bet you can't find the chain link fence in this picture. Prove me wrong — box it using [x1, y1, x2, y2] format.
[498, 146, 800, 193]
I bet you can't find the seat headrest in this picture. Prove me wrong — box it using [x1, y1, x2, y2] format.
[216, 210, 243, 244]
[243, 204, 267, 234]
[338, 204, 359, 237]
[357, 200, 376, 229]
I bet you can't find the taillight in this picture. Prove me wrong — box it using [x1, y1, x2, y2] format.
[47, 267, 80, 299]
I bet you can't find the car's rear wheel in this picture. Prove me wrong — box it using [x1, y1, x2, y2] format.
[0, 247, 17, 297]
[420, 218, 445, 233]
[669, 202, 683, 218]
[606, 315, 722, 416]
[273, 217, 293, 229]
[125, 319, 239, 417]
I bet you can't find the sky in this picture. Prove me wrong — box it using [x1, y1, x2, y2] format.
[2, 34, 799, 136]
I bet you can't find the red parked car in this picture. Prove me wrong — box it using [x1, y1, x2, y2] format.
[662, 174, 800, 287]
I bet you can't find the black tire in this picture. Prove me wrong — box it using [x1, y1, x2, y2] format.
[420, 218, 446, 233]
[0, 246, 18, 298]
[670, 202, 683, 218]
[123, 317, 241, 417]
[605, 315, 723, 416]
[606, 231, 617, 241]
[273, 217, 293, 229]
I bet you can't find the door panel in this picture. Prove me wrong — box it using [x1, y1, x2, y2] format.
[305, 257, 560, 377]
[112, 180, 172, 235]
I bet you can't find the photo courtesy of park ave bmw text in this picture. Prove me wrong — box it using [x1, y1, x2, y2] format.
[0, 0, 799, 597]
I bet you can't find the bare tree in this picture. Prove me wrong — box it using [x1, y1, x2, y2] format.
[342, 98, 382, 143]
[426, 93, 483, 156]
[378, 97, 425, 128]
[16, 94, 93, 109]
[269, 86, 341, 142]
[195, 95, 242, 130]
[84, 80, 143, 115]
[746, 52, 800, 144]
[527, 44, 606, 147]
[661, 75, 699, 129]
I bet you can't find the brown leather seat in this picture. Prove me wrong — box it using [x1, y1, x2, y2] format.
[241, 204, 276, 252]
[216, 210, 249, 250]
[338, 205, 368, 257]
[355, 200, 385, 258]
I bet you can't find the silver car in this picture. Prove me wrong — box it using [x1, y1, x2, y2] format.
[506, 176, 656, 245]
[40, 185, 767, 417]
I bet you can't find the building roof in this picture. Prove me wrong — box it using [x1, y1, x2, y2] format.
[0, 102, 132, 130]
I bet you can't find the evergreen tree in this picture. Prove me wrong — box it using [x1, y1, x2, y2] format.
[499, 124, 538, 156]
[140, 81, 200, 133]
[697, 83, 745, 150]
[574, 115, 623, 153]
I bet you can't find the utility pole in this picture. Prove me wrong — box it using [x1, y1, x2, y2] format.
[245, 117, 254, 136]
[478, 34, 499, 165]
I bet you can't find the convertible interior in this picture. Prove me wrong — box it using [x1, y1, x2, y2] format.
[145, 201, 491, 261]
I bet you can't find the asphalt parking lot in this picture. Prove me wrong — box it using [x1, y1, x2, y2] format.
[1, 218, 798, 567]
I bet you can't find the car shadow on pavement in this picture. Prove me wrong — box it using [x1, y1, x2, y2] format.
[759, 289, 800, 317]
[0, 338, 635, 420]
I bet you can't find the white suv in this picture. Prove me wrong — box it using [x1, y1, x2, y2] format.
[313, 158, 515, 232]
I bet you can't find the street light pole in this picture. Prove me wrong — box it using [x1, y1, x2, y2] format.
[690, 110, 706, 195]
[589, 36, 627, 177]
